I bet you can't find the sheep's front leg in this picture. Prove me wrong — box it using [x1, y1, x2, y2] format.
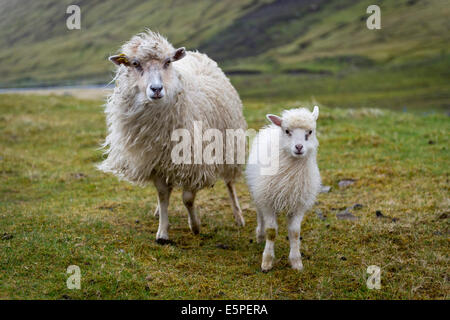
[153, 177, 172, 243]
[261, 208, 277, 272]
[182, 189, 200, 235]
[225, 181, 245, 227]
[287, 211, 305, 271]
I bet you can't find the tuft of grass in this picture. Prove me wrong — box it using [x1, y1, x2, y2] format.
[0, 94, 449, 299]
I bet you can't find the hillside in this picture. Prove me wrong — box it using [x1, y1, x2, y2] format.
[0, 0, 448, 109]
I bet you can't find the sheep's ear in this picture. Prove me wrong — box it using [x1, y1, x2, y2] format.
[171, 47, 186, 62]
[266, 114, 282, 127]
[109, 54, 130, 66]
[312, 105, 319, 120]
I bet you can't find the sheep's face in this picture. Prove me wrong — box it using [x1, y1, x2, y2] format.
[109, 47, 186, 103]
[267, 106, 319, 159]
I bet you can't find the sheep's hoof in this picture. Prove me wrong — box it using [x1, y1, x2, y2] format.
[234, 213, 245, 227]
[188, 217, 201, 235]
[156, 238, 175, 245]
[189, 223, 200, 235]
[289, 257, 304, 271]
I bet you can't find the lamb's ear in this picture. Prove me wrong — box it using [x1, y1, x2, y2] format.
[266, 114, 282, 127]
[109, 54, 130, 66]
[171, 47, 186, 62]
[312, 105, 319, 120]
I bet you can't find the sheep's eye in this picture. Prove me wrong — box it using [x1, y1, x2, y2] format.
[309, 130, 313, 135]
[285, 129, 290, 135]
[164, 60, 171, 68]
[131, 60, 140, 67]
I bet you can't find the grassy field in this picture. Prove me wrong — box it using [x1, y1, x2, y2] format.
[233, 54, 450, 111]
[0, 94, 448, 299]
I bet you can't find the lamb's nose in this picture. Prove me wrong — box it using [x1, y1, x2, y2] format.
[150, 84, 163, 93]
[295, 144, 303, 152]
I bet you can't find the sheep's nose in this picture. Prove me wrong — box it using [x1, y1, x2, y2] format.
[150, 84, 163, 93]
[295, 144, 303, 152]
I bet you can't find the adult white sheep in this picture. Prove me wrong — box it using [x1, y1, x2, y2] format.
[246, 106, 321, 271]
[98, 30, 247, 243]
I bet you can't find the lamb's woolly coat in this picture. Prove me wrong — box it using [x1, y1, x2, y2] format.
[98, 31, 247, 189]
[246, 108, 321, 214]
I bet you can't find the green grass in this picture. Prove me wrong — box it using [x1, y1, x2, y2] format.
[232, 54, 450, 111]
[0, 94, 448, 299]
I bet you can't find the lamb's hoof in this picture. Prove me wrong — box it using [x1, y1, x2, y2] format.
[256, 235, 265, 244]
[256, 228, 265, 243]
[261, 263, 273, 273]
[156, 238, 175, 245]
[153, 206, 159, 217]
[261, 255, 274, 272]
[289, 257, 304, 271]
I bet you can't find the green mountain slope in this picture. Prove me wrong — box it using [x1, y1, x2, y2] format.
[0, 0, 448, 109]
[0, 0, 259, 86]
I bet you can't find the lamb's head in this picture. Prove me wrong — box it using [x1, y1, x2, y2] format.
[109, 30, 186, 103]
[267, 106, 319, 159]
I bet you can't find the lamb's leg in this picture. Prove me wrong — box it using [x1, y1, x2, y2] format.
[287, 211, 305, 271]
[225, 181, 245, 227]
[256, 209, 265, 243]
[182, 189, 200, 235]
[153, 177, 172, 243]
[261, 208, 277, 272]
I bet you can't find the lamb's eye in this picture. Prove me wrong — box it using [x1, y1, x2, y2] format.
[131, 60, 140, 67]
[285, 129, 291, 135]
[309, 130, 313, 135]
[164, 60, 171, 68]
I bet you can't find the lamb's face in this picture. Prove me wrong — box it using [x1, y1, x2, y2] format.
[109, 47, 186, 103]
[267, 106, 319, 159]
[281, 126, 318, 158]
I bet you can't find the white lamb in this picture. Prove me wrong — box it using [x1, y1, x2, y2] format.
[246, 106, 321, 271]
[98, 30, 247, 243]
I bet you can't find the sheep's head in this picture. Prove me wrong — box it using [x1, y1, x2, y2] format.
[267, 106, 319, 159]
[109, 30, 186, 103]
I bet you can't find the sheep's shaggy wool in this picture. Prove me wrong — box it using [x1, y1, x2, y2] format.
[246, 108, 321, 214]
[98, 31, 247, 190]
[280, 108, 317, 131]
[246, 106, 321, 271]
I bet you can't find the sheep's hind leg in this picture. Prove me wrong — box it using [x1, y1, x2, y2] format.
[225, 181, 245, 227]
[256, 209, 265, 243]
[287, 211, 305, 271]
[182, 189, 201, 235]
[153, 203, 160, 217]
[261, 209, 277, 272]
[153, 177, 172, 244]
